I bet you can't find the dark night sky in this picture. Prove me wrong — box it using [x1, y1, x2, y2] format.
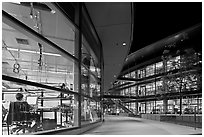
[129, 2, 202, 54]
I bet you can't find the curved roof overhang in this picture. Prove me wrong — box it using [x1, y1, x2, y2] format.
[85, 2, 134, 91]
[120, 23, 201, 77]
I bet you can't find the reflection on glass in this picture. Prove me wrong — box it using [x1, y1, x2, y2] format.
[2, 22, 77, 92]
[81, 36, 101, 98]
[146, 82, 155, 96]
[81, 97, 101, 125]
[2, 2, 103, 135]
[146, 64, 155, 77]
[3, 2, 76, 57]
[156, 61, 163, 74]
[146, 101, 155, 114]
[166, 56, 180, 72]
[80, 34, 102, 125]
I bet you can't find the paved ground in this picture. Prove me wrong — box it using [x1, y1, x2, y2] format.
[83, 115, 202, 135]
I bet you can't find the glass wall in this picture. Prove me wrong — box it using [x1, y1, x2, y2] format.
[146, 64, 155, 77]
[146, 101, 155, 114]
[115, 47, 201, 115]
[155, 61, 163, 74]
[130, 86, 136, 96]
[2, 81, 77, 130]
[3, 2, 76, 57]
[137, 68, 146, 79]
[166, 56, 180, 72]
[138, 85, 146, 96]
[146, 82, 155, 96]
[81, 36, 101, 125]
[2, 2, 103, 135]
[2, 22, 76, 89]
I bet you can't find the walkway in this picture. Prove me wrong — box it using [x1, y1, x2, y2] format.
[83, 115, 202, 135]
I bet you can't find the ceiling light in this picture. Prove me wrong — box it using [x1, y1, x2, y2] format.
[42, 52, 61, 57]
[174, 35, 180, 38]
[7, 47, 61, 57]
[51, 10, 56, 14]
[122, 42, 126, 46]
[21, 49, 37, 54]
[11, 2, 21, 4]
[7, 47, 18, 51]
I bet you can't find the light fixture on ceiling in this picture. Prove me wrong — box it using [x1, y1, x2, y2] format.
[30, 2, 34, 19]
[7, 48, 18, 51]
[174, 34, 180, 38]
[12, 2, 21, 4]
[7, 47, 61, 57]
[122, 42, 126, 46]
[16, 38, 29, 45]
[42, 52, 61, 57]
[51, 10, 56, 14]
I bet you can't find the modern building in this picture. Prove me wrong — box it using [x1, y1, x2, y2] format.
[1, 2, 202, 135]
[106, 24, 202, 116]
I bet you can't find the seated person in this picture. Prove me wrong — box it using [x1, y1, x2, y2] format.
[7, 92, 39, 134]
[7, 93, 31, 123]
[2, 104, 8, 122]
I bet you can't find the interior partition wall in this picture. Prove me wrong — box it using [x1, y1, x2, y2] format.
[2, 2, 103, 135]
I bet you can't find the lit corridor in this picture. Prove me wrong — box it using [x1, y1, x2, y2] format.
[83, 115, 202, 135]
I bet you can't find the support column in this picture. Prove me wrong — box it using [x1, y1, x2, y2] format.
[73, 3, 82, 127]
[145, 102, 147, 114]
[179, 86, 182, 115]
[163, 98, 168, 114]
[154, 63, 157, 111]
[135, 101, 138, 115]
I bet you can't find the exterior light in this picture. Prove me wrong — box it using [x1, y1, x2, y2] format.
[122, 42, 126, 46]
[174, 34, 180, 38]
[51, 10, 56, 14]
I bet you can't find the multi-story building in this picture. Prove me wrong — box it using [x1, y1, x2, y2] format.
[105, 24, 202, 116]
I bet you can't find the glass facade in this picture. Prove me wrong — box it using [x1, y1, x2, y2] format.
[110, 48, 201, 115]
[2, 2, 103, 135]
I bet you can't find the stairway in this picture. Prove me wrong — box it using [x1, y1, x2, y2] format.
[109, 99, 136, 117]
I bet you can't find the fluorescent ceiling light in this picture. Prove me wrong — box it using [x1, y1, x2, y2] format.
[42, 52, 61, 57]
[7, 47, 61, 57]
[7, 47, 18, 51]
[122, 42, 126, 46]
[21, 49, 37, 54]
[51, 10, 56, 14]
[11, 2, 21, 4]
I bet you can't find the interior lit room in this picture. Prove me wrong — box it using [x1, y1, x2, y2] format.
[2, 2, 202, 135]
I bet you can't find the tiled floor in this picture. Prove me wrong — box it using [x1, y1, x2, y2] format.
[83, 115, 202, 135]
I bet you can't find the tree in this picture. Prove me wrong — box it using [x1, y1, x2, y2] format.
[161, 48, 201, 115]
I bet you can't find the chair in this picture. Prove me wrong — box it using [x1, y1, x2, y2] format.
[6, 102, 33, 134]
[2, 105, 9, 135]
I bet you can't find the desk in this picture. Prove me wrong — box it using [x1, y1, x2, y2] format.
[37, 108, 58, 130]
[38, 108, 58, 121]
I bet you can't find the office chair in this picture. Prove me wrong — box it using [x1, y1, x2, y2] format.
[6, 101, 33, 134]
[2, 105, 9, 135]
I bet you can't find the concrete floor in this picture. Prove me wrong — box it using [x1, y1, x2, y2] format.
[83, 115, 202, 135]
